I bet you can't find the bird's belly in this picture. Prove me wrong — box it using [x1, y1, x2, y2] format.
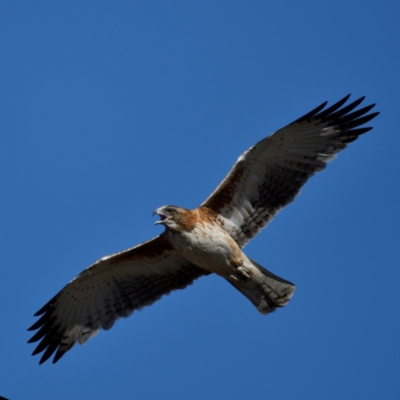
[167, 226, 242, 277]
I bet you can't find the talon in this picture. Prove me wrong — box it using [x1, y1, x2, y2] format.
[237, 266, 251, 279]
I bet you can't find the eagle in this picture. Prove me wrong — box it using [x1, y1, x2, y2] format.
[28, 95, 379, 364]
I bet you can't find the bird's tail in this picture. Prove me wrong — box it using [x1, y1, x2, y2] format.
[227, 258, 295, 315]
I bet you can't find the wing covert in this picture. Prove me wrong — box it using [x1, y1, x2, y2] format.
[201, 95, 379, 247]
[28, 235, 209, 364]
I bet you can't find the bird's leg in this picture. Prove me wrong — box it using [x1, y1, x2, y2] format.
[227, 246, 252, 281]
[236, 265, 252, 280]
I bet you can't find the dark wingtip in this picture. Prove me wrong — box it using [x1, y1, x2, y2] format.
[327, 96, 365, 120]
[295, 100, 328, 122]
[27, 336, 39, 344]
[32, 347, 43, 356]
[28, 313, 51, 332]
[33, 295, 57, 317]
[52, 349, 66, 364]
[347, 127, 373, 136]
[296, 95, 379, 133]
[315, 94, 352, 120]
[38, 341, 59, 364]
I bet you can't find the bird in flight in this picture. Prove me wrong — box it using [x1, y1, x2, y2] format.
[28, 95, 379, 364]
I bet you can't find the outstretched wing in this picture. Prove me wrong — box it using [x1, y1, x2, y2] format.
[201, 95, 379, 248]
[28, 235, 210, 364]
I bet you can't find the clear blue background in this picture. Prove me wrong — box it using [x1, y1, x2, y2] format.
[1, 1, 399, 399]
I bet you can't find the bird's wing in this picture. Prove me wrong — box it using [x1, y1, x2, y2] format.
[28, 235, 210, 364]
[201, 95, 379, 248]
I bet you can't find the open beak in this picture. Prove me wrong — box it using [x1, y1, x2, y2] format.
[153, 208, 167, 225]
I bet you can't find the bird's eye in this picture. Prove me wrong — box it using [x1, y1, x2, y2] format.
[166, 208, 175, 215]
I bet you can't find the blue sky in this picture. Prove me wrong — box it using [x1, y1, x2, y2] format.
[1, 1, 399, 399]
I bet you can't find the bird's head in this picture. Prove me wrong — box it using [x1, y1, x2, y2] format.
[153, 205, 196, 231]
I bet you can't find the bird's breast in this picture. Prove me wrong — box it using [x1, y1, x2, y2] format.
[166, 222, 243, 276]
